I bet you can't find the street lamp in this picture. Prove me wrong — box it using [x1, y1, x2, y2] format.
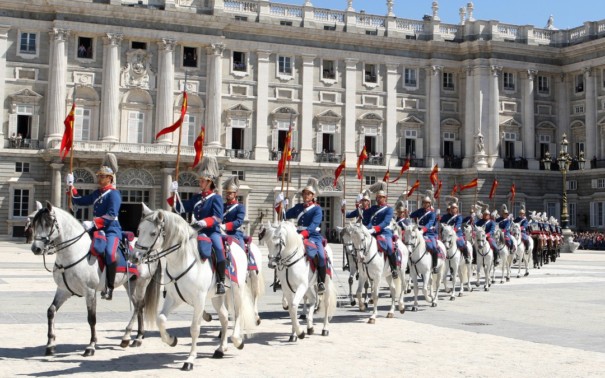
[557, 133, 571, 229]
[542, 150, 552, 171]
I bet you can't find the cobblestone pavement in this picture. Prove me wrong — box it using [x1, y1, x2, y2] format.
[1, 240, 604, 377]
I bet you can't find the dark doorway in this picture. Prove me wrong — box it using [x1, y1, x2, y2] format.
[119, 204, 143, 233]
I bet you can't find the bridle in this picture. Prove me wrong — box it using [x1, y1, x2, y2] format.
[267, 228, 305, 293]
[351, 228, 376, 266]
[442, 226, 458, 260]
[406, 226, 428, 267]
[133, 217, 181, 263]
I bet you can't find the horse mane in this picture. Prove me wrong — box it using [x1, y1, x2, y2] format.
[34, 205, 85, 235]
[144, 209, 198, 261]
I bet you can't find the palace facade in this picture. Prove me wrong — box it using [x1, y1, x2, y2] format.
[1, 0, 605, 237]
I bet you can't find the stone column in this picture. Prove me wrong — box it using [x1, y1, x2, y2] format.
[300, 54, 316, 164]
[254, 50, 271, 161]
[556, 73, 570, 142]
[474, 64, 491, 168]
[344, 58, 358, 163]
[385, 64, 398, 165]
[523, 69, 538, 169]
[463, 65, 475, 167]
[100, 33, 123, 142]
[584, 67, 597, 160]
[46, 28, 70, 146]
[51, 163, 64, 208]
[161, 167, 173, 211]
[489, 65, 502, 167]
[205, 43, 224, 152]
[428, 65, 442, 167]
[156, 39, 176, 144]
[0, 26, 9, 143]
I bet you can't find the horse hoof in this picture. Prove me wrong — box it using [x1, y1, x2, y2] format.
[450, 297, 456, 301]
[130, 340, 142, 348]
[491, 280, 495, 284]
[484, 287, 489, 292]
[170, 336, 178, 347]
[82, 348, 95, 357]
[500, 281, 504, 284]
[412, 306, 418, 312]
[202, 311, 212, 322]
[120, 339, 130, 348]
[458, 292, 463, 297]
[369, 299, 374, 305]
[298, 331, 306, 340]
[256, 318, 261, 326]
[181, 362, 194, 371]
[524, 272, 529, 276]
[431, 302, 437, 308]
[212, 350, 224, 359]
[283, 305, 289, 311]
[517, 275, 520, 278]
[236, 340, 244, 350]
[386, 313, 394, 319]
[288, 335, 298, 342]
[322, 330, 329, 336]
[45, 347, 55, 356]
[506, 277, 510, 282]
[307, 327, 314, 335]
[217, 331, 222, 339]
[299, 314, 307, 320]
[351, 300, 356, 306]
[368, 318, 376, 324]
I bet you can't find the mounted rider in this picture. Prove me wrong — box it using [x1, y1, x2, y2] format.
[394, 196, 411, 229]
[364, 181, 398, 279]
[67, 153, 122, 300]
[495, 204, 516, 254]
[169, 156, 226, 295]
[409, 189, 442, 274]
[474, 202, 500, 266]
[440, 196, 471, 264]
[343, 189, 372, 226]
[513, 203, 531, 250]
[277, 178, 327, 294]
[221, 176, 246, 250]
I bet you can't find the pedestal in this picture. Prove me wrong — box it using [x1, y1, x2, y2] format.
[560, 227, 579, 253]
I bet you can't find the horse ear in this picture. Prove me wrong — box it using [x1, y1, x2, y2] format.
[157, 210, 164, 223]
[141, 203, 152, 216]
[45, 201, 53, 211]
[36, 201, 43, 211]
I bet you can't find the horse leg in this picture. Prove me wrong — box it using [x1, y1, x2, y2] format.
[356, 275, 365, 311]
[228, 285, 246, 350]
[368, 274, 380, 324]
[120, 281, 140, 348]
[288, 286, 308, 342]
[450, 262, 458, 301]
[83, 290, 97, 356]
[305, 290, 316, 335]
[157, 295, 180, 348]
[45, 290, 71, 356]
[411, 270, 420, 311]
[181, 300, 206, 370]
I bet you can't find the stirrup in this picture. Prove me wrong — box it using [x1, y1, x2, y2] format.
[216, 282, 225, 295]
[102, 288, 113, 301]
[317, 282, 326, 295]
[391, 268, 399, 279]
[432, 267, 439, 274]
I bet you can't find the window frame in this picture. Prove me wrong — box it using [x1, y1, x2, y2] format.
[182, 45, 199, 69]
[18, 31, 38, 59]
[76, 36, 95, 61]
[503, 71, 516, 92]
[442, 71, 455, 91]
[321, 59, 337, 84]
[403, 67, 418, 89]
[277, 55, 294, 80]
[231, 50, 249, 77]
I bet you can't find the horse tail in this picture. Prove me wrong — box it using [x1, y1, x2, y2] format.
[143, 260, 161, 329]
[250, 245, 265, 298]
[319, 277, 338, 320]
[239, 281, 258, 334]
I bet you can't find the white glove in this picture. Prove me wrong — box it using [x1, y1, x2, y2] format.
[471, 212, 476, 218]
[283, 199, 289, 207]
[220, 224, 226, 232]
[196, 220, 207, 228]
[296, 226, 306, 231]
[170, 181, 179, 193]
[341, 199, 347, 207]
[275, 192, 285, 205]
[508, 214, 514, 220]
[368, 228, 376, 235]
[82, 220, 94, 231]
[436, 209, 441, 216]
[356, 193, 363, 202]
[65, 173, 74, 187]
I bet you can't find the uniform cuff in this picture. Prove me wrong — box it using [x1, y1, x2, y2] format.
[373, 226, 381, 233]
[225, 222, 234, 232]
[300, 230, 309, 239]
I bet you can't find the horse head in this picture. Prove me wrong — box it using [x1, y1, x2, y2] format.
[30, 201, 57, 255]
[348, 223, 372, 262]
[441, 224, 456, 251]
[402, 222, 419, 248]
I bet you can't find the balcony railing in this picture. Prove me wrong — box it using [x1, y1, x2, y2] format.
[225, 149, 253, 160]
[398, 157, 424, 167]
[443, 155, 463, 169]
[315, 152, 342, 163]
[365, 156, 384, 165]
[590, 159, 605, 169]
[540, 160, 583, 171]
[504, 157, 528, 169]
[269, 150, 300, 162]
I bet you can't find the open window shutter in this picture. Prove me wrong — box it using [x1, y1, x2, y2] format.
[291, 129, 299, 152]
[453, 140, 461, 156]
[334, 131, 342, 154]
[271, 129, 279, 150]
[416, 137, 424, 158]
[376, 132, 384, 154]
[244, 127, 252, 152]
[31, 115, 40, 140]
[225, 126, 232, 150]
[356, 131, 365, 154]
[592, 179, 598, 189]
[549, 143, 556, 156]
[514, 141, 523, 158]
[399, 136, 406, 157]
[315, 131, 323, 154]
[8, 114, 17, 137]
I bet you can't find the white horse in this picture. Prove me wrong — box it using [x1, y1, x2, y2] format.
[132, 205, 256, 370]
[339, 225, 370, 307]
[510, 222, 532, 278]
[347, 222, 407, 322]
[30, 201, 161, 357]
[473, 227, 493, 291]
[245, 241, 265, 325]
[493, 227, 513, 283]
[401, 223, 446, 309]
[440, 224, 473, 299]
[261, 221, 337, 341]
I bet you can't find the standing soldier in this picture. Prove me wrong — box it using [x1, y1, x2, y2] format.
[169, 156, 226, 295]
[276, 178, 327, 294]
[67, 153, 122, 300]
[221, 176, 246, 250]
[364, 181, 398, 278]
[440, 196, 471, 264]
[410, 190, 442, 273]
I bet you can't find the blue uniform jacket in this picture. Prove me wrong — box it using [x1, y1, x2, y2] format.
[475, 218, 496, 237]
[440, 213, 463, 237]
[495, 216, 512, 234]
[396, 217, 411, 228]
[365, 205, 393, 237]
[182, 192, 223, 233]
[72, 187, 122, 235]
[514, 216, 529, 233]
[285, 203, 323, 240]
[223, 201, 246, 240]
[345, 207, 372, 226]
[409, 208, 437, 237]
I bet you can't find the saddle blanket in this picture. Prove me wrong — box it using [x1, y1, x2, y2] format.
[304, 239, 333, 278]
[91, 238, 139, 277]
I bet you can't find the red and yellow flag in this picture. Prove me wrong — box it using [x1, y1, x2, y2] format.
[191, 126, 205, 168]
[333, 159, 346, 187]
[459, 178, 478, 191]
[429, 164, 439, 187]
[277, 126, 292, 179]
[489, 179, 499, 199]
[434, 180, 443, 199]
[451, 184, 459, 196]
[156, 91, 188, 139]
[510, 183, 517, 203]
[407, 180, 420, 197]
[356, 145, 368, 180]
[60, 102, 76, 160]
[382, 169, 390, 183]
[390, 157, 410, 183]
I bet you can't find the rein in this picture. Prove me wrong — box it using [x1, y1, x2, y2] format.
[35, 213, 88, 273]
[269, 233, 306, 293]
[406, 229, 428, 267]
[53, 251, 92, 297]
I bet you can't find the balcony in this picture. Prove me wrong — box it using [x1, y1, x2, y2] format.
[503, 157, 528, 170]
[269, 150, 300, 162]
[315, 152, 342, 163]
[590, 158, 605, 169]
[225, 149, 253, 160]
[443, 155, 463, 169]
[398, 157, 425, 168]
[365, 155, 384, 166]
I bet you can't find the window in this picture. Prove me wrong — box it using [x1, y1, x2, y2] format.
[278, 56, 293, 75]
[183, 46, 198, 68]
[537, 75, 549, 94]
[442, 72, 454, 90]
[443, 132, 455, 157]
[365, 176, 377, 185]
[566, 180, 577, 191]
[503, 72, 515, 91]
[404, 68, 417, 87]
[15, 162, 30, 173]
[590, 201, 605, 228]
[233, 51, 247, 72]
[20, 32, 36, 54]
[74, 107, 92, 141]
[234, 15, 248, 21]
[569, 203, 577, 228]
[575, 74, 584, 93]
[231, 170, 245, 181]
[364, 63, 377, 83]
[503, 132, 516, 159]
[280, 20, 293, 26]
[545, 201, 559, 220]
[229, 118, 247, 150]
[131, 41, 147, 50]
[574, 104, 585, 114]
[13, 189, 30, 217]
[77, 37, 93, 59]
[121, 190, 150, 204]
[127, 111, 144, 143]
[324, 25, 336, 31]
[575, 142, 585, 156]
[322, 59, 336, 80]
[592, 178, 605, 189]
[184, 114, 197, 146]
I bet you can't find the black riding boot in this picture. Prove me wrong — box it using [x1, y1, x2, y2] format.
[493, 249, 500, 266]
[103, 263, 117, 300]
[388, 253, 399, 279]
[462, 247, 471, 264]
[317, 264, 326, 295]
[216, 260, 226, 295]
[431, 251, 439, 274]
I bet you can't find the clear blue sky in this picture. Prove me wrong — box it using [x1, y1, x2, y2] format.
[276, 0, 605, 29]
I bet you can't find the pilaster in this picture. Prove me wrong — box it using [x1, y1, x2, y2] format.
[385, 63, 398, 165]
[584, 67, 597, 160]
[0, 26, 9, 143]
[46, 28, 70, 146]
[300, 54, 316, 163]
[463, 65, 475, 168]
[428, 65, 442, 167]
[489, 65, 502, 167]
[254, 50, 271, 161]
[344, 58, 358, 164]
[155, 39, 176, 145]
[524, 69, 538, 169]
[100, 33, 123, 142]
[205, 42, 225, 152]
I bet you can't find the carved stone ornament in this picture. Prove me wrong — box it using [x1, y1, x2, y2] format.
[50, 28, 70, 41]
[121, 50, 156, 90]
[74, 71, 95, 86]
[318, 176, 343, 192]
[117, 168, 155, 187]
